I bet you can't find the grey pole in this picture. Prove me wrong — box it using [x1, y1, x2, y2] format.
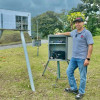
[57, 61, 60, 79]
[37, 46, 39, 56]
[36, 20, 39, 56]
[37, 20, 39, 40]
[0, 30, 3, 38]
[20, 31, 35, 91]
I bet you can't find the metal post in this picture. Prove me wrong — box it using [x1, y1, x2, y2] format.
[37, 46, 39, 56]
[56, 16, 66, 30]
[67, 60, 69, 65]
[42, 60, 49, 76]
[36, 20, 38, 40]
[20, 31, 35, 92]
[57, 61, 60, 79]
[36, 20, 39, 56]
[0, 30, 3, 38]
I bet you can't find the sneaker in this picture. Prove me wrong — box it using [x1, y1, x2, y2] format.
[65, 88, 78, 94]
[75, 93, 84, 99]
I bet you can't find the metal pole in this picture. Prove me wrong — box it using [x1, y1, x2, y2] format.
[37, 20, 38, 40]
[37, 46, 39, 56]
[42, 60, 49, 76]
[36, 20, 39, 56]
[20, 31, 35, 92]
[57, 61, 60, 79]
[0, 30, 3, 38]
[56, 16, 66, 30]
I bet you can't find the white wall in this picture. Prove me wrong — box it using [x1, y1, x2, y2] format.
[0, 9, 31, 36]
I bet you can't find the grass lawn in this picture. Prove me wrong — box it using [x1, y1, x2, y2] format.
[0, 30, 32, 45]
[0, 36, 100, 100]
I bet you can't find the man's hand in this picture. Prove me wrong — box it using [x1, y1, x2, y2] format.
[84, 59, 90, 66]
[55, 33, 62, 35]
[55, 32, 70, 36]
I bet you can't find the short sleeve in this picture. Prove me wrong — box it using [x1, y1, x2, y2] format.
[70, 30, 75, 37]
[85, 31, 94, 45]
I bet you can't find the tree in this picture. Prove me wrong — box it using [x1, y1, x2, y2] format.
[80, 0, 100, 35]
[94, 0, 100, 21]
[71, 0, 99, 17]
[94, 0, 100, 5]
[80, 0, 100, 13]
[31, 11, 63, 38]
[87, 13, 99, 36]
[67, 0, 99, 35]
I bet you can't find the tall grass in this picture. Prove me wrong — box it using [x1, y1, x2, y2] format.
[0, 30, 31, 45]
[0, 36, 100, 100]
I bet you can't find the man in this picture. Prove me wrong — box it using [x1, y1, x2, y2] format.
[56, 17, 94, 99]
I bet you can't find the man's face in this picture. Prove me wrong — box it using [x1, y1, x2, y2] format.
[75, 21, 84, 30]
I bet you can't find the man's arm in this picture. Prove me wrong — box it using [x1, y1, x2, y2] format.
[84, 44, 93, 66]
[87, 44, 93, 58]
[56, 32, 71, 36]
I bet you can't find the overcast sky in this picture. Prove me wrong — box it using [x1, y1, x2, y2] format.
[0, 0, 81, 17]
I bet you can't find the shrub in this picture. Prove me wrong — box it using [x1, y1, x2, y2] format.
[95, 28, 100, 36]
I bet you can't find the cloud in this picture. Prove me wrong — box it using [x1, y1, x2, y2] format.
[0, 0, 81, 17]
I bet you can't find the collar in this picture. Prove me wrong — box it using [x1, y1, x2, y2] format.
[75, 28, 86, 34]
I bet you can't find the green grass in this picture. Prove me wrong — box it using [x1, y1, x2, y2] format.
[0, 36, 100, 100]
[0, 30, 32, 45]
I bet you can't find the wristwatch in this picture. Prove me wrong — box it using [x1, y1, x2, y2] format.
[86, 58, 90, 61]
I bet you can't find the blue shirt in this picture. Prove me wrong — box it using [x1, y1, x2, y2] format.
[70, 28, 94, 59]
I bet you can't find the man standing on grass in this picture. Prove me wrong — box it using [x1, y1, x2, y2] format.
[56, 17, 94, 99]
